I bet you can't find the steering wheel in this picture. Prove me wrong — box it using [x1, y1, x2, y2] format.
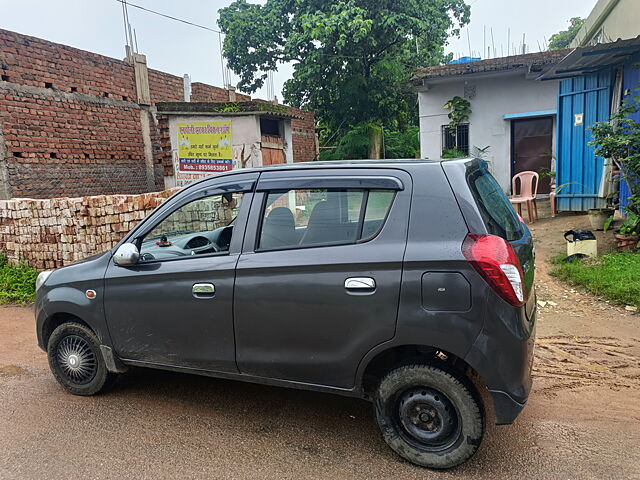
[189, 241, 219, 255]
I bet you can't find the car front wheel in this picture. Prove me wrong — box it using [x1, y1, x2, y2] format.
[374, 364, 484, 469]
[47, 322, 116, 396]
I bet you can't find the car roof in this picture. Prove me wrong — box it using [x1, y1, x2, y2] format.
[254, 158, 449, 170]
[218, 158, 478, 175]
[183, 157, 480, 190]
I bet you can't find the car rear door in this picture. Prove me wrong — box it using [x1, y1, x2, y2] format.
[233, 168, 412, 389]
[443, 159, 535, 316]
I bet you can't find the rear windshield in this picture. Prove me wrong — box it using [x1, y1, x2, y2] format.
[467, 168, 523, 241]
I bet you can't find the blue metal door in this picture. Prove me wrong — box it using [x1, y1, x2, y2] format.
[556, 70, 613, 211]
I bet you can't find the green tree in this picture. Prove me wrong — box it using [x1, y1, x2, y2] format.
[319, 124, 420, 161]
[548, 17, 585, 50]
[218, 0, 469, 132]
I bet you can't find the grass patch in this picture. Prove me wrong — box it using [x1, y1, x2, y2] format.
[0, 253, 38, 304]
[552, 252, 640, 308]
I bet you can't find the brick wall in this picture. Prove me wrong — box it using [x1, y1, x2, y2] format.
[148, 69, 184, 103]
[0, 83, 154, 197]
[190, 82, 252, 102]
[0, 28, 316, 200]
[0, 188, 179, 269]
[0, 29, 180, 198]
[289, 106, 317, 162]
[0, 30, 136, 100]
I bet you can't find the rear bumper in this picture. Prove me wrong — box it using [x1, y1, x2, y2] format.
[465, 302, 536, 425]
[489, 390, 527, 425]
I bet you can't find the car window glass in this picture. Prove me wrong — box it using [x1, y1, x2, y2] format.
[362, 190, 395, 240]
[468, 169, 522, 241]
[139, 192, 244, 261]
[259, 188, 394, 251]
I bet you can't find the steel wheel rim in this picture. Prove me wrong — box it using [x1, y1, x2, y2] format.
[56, 334, 98, 385]
[396, 387, 460, 451]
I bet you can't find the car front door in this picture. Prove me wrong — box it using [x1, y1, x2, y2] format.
[103, 173, 258, 372]
[233, 169, 411, 389]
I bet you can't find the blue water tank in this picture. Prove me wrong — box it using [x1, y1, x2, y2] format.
[448, 56, 481, 65]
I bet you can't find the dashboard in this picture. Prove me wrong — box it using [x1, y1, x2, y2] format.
[139, 225, 233, 261]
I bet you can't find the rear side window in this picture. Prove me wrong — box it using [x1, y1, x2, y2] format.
[259, 188, 394, 250]
[467, 168, 522, 241]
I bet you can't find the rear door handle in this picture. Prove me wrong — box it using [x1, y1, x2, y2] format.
[344, 277, 376, 290]
[192, 283, 215, 298]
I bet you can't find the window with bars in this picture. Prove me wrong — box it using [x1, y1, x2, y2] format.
[442, 124, 470, 156]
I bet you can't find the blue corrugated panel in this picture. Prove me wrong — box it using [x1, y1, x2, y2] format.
[619, 63, 640, 214]
[556, 70, 613, 211]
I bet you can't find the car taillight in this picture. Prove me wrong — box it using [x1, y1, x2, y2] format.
[462, 233, 525, 307]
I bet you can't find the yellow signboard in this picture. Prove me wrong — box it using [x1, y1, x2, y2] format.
[177, 121, 232, 173]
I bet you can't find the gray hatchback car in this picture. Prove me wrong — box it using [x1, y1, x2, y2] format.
[35, 158, 536, 469]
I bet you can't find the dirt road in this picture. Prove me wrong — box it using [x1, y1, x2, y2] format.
[1, 215, 639, 479]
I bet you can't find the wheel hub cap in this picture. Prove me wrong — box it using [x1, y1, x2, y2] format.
[397, 387, 459, 448]
[56, 335, 97, 384]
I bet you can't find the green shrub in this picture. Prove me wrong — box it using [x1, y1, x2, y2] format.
[0, 254, 38, 304]
[441, 147, 468, 159]
[384, 126, 420, 159]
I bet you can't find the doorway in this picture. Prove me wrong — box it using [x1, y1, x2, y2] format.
[260, 117, 286, 166]
[511, 117, 553, 194]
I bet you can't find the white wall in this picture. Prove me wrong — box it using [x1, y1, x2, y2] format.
[571, 0, 640, 47]
[418, 71, 560, 191]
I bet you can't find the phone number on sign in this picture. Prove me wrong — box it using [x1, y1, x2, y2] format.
[180, 164, 232, 172]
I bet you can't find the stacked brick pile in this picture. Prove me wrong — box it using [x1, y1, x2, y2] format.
[0, 188, 180, 270]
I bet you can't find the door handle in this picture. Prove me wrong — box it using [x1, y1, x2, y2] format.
[344, 277, 376, 290]
[192, 283, 215, 298]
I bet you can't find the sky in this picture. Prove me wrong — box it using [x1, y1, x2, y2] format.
[0, 0, 597, 101]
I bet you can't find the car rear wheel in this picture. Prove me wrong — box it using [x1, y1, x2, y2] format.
[374, 364, 484, 469]
[47, 322, 116, 396]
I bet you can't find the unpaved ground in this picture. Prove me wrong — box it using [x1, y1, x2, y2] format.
[0, 214, 639, 479]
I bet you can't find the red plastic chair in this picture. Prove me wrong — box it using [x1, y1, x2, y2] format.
[509, 171, 539, 223]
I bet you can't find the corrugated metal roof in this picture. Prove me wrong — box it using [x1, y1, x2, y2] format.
[538, 36, 640, 81]
[412, 49, 570, 84]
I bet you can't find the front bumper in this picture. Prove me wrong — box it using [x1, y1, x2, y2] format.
[34, 293, 48, 351]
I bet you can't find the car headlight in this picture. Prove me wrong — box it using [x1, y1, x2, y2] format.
[36, 270, 53, 292]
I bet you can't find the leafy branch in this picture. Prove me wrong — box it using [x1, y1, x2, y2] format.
[444, 96, 471, 128]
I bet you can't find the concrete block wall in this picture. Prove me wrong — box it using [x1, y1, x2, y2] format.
[0, 188, 179, 269]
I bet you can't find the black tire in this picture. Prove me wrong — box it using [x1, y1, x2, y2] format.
[47, 322, 116, 396]
[374, 364, 484, 469]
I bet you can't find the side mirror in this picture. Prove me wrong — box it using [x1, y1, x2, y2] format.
[113, 243, 140, 266]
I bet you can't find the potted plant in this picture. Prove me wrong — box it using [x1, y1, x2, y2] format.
[588, 207, 616, 231]
[614, 211, 640, 251]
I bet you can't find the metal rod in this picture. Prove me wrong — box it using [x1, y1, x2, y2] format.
[121, 1, 129, 47]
